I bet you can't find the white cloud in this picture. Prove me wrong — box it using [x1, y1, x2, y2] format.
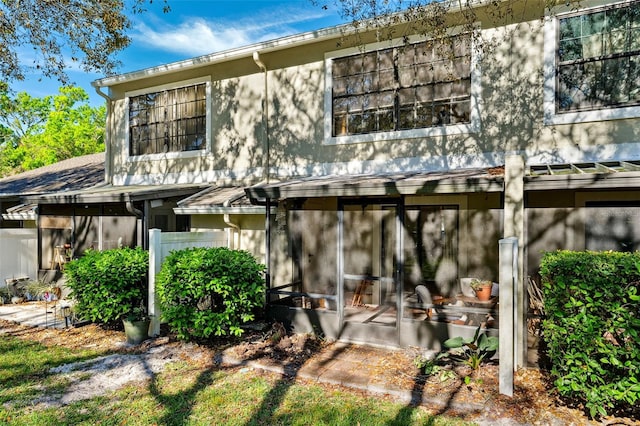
[131, 8, 332, 57]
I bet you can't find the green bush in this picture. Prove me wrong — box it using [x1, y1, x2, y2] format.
[157, 247, 265, 340]
[540, 250, 640, 419]
[64, 247, 148, 325]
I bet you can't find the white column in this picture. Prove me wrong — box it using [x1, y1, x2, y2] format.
[499, 236, 518, 396]
[148, 228, 162, 337]
[503, 154, 526, 367]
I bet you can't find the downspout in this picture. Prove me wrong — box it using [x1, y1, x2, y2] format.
[91, 83, 113, 185]
[126, 199, 145, 248]
[253, 51, 269, 183]
[223, 193, 245, 249]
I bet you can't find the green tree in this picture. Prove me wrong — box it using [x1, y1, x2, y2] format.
[315, 0, 478, 41]
[0, 86, 105, 176]
[0, 82, 50, 139]
[0, 0, 169, 84]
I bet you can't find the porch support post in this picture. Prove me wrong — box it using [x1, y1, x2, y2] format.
[265, 199, 271, 292]
[148, 228, 162, 337]
[503, 154, 526, 367]
[499, 236, 518, 396]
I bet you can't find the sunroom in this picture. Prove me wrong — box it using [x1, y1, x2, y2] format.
[246, 168, 505, 349]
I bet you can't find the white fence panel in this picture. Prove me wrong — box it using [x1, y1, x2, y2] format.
[157, 231, 227, 262]
[0, 229, 37, 285]
[148, 229, 227, 336]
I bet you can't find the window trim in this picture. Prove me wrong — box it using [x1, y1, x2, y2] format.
[543, 0, 640, 125]
[125, 76, 212, 161]
[323, 31, 481, 146]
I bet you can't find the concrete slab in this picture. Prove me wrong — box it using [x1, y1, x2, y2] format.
[0, 301, 71, 329]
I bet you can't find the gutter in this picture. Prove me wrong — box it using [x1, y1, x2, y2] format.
[126, 199, 143, 218]
[92, 0, 495, 88]
[223, 192, 246, 250]
[91, 83, 113, 184]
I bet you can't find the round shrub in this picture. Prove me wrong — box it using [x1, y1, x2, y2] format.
[157, 247, 265, 340]
[540, 250, 640, 419]
[64, 247, 148, 325]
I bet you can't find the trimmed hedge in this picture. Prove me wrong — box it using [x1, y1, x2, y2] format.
[540, 250, 640, 418]
[64, 247, 148, 325]
[156, 247, 265, 340]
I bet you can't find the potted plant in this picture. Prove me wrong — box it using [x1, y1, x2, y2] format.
[470, 279, 493, 301]
[0, 286, 9, 304]
[122, 304, 151, 345]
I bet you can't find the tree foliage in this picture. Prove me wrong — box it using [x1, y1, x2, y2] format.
[0, 0, 169, 84]
[316, 0, 556, 51]
[317, 0, 478, 42]
[0, 85, 105, 176]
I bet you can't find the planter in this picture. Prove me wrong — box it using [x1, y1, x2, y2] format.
[474, 283, 493, 301]
[122, 319, 150, 345]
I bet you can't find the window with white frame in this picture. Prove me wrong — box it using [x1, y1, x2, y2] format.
[556, 1, 640, 113]
[330, 34, 472, 137]
[129, 83, 207, 156]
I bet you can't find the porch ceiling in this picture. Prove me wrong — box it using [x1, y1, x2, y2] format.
[525, 160, 640, 190]
[21, 183, 207, 205]
[246, 168, 504, 202]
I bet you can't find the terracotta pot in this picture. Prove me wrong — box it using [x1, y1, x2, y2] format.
[474, 283, 493, 301]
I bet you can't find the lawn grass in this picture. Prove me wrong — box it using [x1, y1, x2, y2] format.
[0, 335, 108, 408]
[0, 336, 474, 426]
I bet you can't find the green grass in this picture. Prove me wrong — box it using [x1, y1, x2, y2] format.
[0, 335, 108, 408]
[0, 336, 474, 426]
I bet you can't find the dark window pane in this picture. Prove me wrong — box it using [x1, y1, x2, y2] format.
[361, 111, 376, 132]
[128, 83, 207, 155]
[416, 104, 433, 127]
[334, 114, 348, 136]
[398, 107, 415, 129]
[378, 70, 395, 90]
[378, 109, 394, 131]
[398, 87, 415, 106]
[584, 11, 605, 36]
[349, 114, 363, 134]
[398, 65, 415, 87]
[560, 16, 581, 39]
[434, 103, 451, 125]
[450, 100, 470, 124]
[557, 2, 640, 112]
[331, 34, 471, 136]
[379, 49, 394, 70]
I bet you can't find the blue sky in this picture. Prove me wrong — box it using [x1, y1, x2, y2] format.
[11, 0, 346, 106]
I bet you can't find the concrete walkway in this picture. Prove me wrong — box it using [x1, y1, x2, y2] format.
[0, 301, 73, 329]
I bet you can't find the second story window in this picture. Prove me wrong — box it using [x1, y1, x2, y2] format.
[557, 1, 640, 113]
[129, 83, 206, 156]
[331, 34, 471, 137]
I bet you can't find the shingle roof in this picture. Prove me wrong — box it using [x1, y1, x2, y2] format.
[246, 168, 504, 201]
[174, 186, 264, 214]
[0, 153, 105, 196]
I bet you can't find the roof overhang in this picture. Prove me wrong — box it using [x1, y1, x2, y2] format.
[246, 169, 504, 203]
[174, 186, 266, 215]
[92, 0, 491, 88]
[21, 183, 207, 205]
